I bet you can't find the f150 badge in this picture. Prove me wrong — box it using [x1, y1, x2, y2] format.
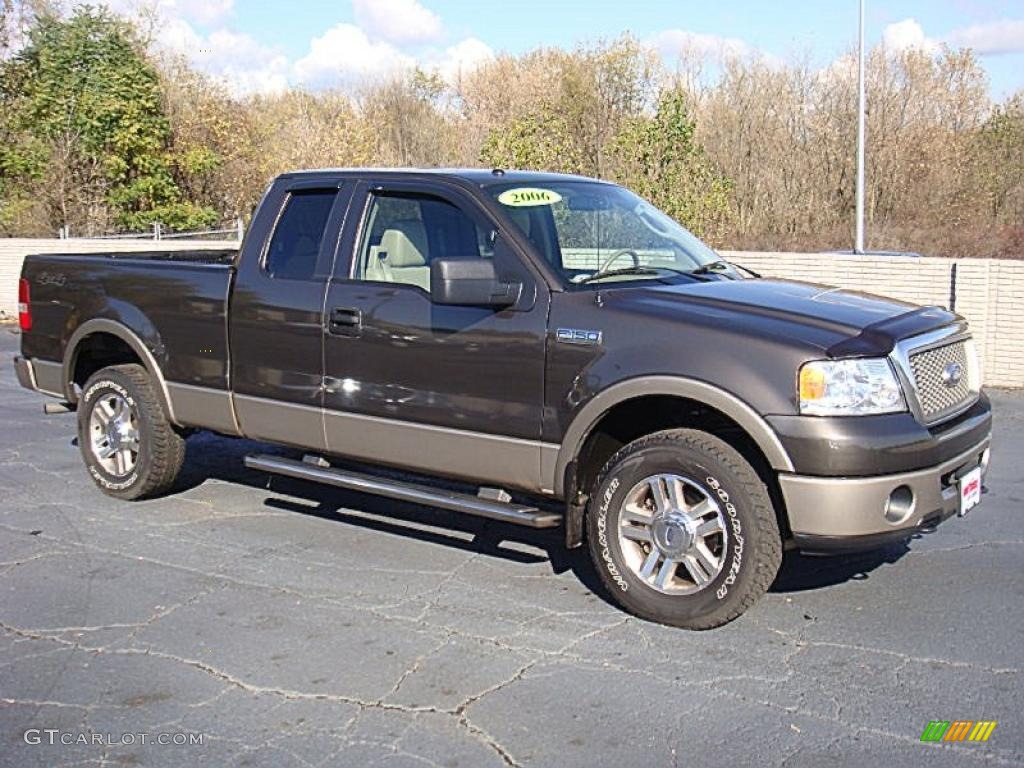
[556, 328, 602, 345]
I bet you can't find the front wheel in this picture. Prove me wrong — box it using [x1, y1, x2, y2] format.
[77, 364, 186, 500]
[586, 429, 781, 629]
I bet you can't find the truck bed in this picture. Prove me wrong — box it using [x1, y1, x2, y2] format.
[20, 252, 236, 394]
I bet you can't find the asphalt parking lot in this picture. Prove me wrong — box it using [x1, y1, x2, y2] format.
[0, 326, 1021, 768]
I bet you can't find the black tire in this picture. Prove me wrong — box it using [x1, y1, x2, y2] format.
[585, 429, 781, 629]
[77, 364, 186, 500]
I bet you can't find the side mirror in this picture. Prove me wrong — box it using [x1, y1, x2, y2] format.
[430, 258, 521, 308]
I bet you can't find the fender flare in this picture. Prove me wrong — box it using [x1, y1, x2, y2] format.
[62, 319, 178, 424]
[551, 375, 794, 497]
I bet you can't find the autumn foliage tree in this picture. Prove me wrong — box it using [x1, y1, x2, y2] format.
[0, 7, 216, 235]
[0, 11, 1021, 257]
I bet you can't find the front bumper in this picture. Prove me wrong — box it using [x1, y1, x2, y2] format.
[781, 437, 990, 553]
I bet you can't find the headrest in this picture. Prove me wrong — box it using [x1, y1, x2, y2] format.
[379, 219, 428, 267]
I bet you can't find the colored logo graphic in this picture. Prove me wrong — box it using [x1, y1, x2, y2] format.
[921, 721, 997, 742]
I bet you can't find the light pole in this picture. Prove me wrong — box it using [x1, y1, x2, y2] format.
[854, 0, 866, 253]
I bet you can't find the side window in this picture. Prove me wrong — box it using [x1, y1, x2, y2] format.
[356, 192, 490, 292]
[264, 189, 336, 280]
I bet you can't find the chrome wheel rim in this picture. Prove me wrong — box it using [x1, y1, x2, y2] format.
[89, 392, 140, 477]
[617, 473, 728, 595]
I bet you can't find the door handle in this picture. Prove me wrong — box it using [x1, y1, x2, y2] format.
[329, 307, 361, 335]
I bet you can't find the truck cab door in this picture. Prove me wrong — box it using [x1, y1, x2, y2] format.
[229, 178, 352, 450]
[321, 180, 552, 492]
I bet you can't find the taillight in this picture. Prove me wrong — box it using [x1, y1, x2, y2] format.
[18, 278, 31, 331]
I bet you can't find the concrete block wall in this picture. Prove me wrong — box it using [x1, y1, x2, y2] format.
[2, 239, 1021, 387]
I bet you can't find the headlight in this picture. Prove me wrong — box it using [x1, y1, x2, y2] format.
[798, 358, 906, 416]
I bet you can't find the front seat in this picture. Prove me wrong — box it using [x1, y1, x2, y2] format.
[374, 219, 431, 291]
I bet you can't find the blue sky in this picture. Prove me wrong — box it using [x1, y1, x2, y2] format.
[130, 0, 1024, 99]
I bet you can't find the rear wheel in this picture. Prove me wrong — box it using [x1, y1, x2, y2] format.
[77, 364, 185, 500]
[586, 429, 781, 629]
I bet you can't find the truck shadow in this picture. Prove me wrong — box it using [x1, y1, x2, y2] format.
[174, 431, 914, 605]
[771, 545, 911, 593]
[175, 431, 601, 583]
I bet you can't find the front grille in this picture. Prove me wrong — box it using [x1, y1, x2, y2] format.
[908, 341, 973, 422]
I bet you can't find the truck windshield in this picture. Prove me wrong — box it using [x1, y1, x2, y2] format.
[485, 181, 735, 285]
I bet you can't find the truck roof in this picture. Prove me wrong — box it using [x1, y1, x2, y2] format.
[276, 167, 607, 187]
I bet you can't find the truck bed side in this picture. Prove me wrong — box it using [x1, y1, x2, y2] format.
[20, 252, 236, 430]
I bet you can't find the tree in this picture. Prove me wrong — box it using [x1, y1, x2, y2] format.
[610, 87, 732, 240]
[0, 7, 216, 235]
[473, 37, 659, 176]
[158, 57, 263, 223]
[247, 89, 375, 181]
[358, 69, 460, 167]
[479, 108, 585, 172]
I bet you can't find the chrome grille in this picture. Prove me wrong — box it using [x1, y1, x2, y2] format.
[908, 341, 972, 422]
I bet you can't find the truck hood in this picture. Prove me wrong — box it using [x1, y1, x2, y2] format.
[603, 278, 959, 356]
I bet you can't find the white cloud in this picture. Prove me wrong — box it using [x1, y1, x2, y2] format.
[432, 37, 494, 83]
[156, 16, 289, 95]
[649, 29, 758, 64]
[292, 23, 413, 88]
[100, 0, 490, 94]
[946, 19, 1024, 55]
[163, 0, 235, 27]
[102, 0, 235, 28]
[881, 18, 940, 54]
[352, 0, 443, 44]
[883, 17, 1024, 58]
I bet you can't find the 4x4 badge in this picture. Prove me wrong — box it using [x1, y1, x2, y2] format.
[556, 328, 602, 345]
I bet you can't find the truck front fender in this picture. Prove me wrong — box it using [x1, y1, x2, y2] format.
[550, 375, 795, 498]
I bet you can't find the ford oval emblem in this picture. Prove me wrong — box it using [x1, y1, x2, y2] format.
[942, 361, 964, 388]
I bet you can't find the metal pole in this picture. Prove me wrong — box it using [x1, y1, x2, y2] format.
[854, 0, 866, 253]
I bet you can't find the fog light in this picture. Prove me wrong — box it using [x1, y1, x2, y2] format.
[884, 485, 915, 524]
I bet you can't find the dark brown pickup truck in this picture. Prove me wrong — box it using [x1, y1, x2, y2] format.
[14, 169, 992, 628]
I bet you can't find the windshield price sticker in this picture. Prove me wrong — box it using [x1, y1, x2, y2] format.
[497, 188, 563, 207]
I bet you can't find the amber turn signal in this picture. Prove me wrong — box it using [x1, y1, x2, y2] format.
[799, 365, 827, 401]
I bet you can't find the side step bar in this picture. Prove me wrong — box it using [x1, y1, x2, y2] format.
[244, 454, 562, 529]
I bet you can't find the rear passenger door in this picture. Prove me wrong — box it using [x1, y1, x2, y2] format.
[230, 178, 351, 450]
[321, 180, 551, 491]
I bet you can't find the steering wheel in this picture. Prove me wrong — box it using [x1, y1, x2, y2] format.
[596, 249, 641, 274]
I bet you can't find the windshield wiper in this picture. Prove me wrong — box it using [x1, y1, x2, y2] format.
[689, 259, 731, 275]
[689, 259, 761, 278]
[575, 266, 664, 285]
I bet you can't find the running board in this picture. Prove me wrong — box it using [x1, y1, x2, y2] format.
[244, 454, 562, 529]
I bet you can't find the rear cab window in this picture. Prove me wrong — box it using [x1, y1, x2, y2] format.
[264, 189, 337, 280]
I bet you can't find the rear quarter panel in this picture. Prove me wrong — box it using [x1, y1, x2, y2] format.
[21, 255, 233, 390]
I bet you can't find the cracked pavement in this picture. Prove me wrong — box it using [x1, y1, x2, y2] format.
[0, 326, 1021, 767]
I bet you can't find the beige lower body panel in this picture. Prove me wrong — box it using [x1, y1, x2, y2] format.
[324, 409, 556, 493]
[31, 359, 65, 397]
[167, 382, 241, 436]
[780, 438, 990, 537]
[228, 392, 555, 493]
[233, 394, 327, 452]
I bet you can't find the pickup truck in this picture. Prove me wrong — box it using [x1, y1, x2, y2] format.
[14, 169, 993, 628]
